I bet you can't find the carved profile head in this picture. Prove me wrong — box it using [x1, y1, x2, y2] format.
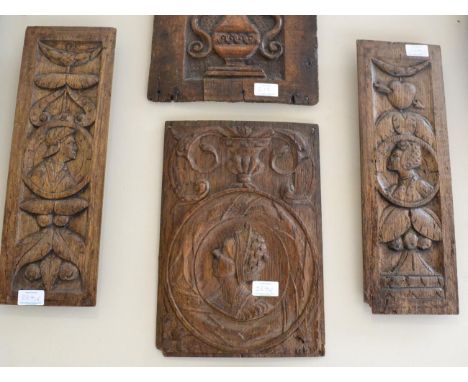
[388, 140, 422, 174]
[211, 224, 269, 283]
[44, 127, 78, 161]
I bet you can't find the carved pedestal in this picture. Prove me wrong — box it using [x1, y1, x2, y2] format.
[148, 16, 318, 104]
[357, 40, 458, 314]
[0, 27, 116, 306]
[157, 121, 324, 356]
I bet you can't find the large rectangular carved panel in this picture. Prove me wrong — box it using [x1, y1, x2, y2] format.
[357, 40, 458, 314]
[148, 16, 318, 105]
[0, 27, 116, 306]
[157, 121, 324, 356]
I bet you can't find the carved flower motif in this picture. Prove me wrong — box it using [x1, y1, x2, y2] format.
[379, 205, 442, 252]
[15, 197, 88, 289]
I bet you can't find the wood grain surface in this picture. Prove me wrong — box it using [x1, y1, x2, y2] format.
[357, 40, 458, 314]
[148, 16, 318, 105]
[0, 27, 116, 306]
[156, 121, 325, 356]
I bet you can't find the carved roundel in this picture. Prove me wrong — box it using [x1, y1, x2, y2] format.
[376, 134, 439, 208]
[166, 190, 315, 352]
[22, 121, 92, 199]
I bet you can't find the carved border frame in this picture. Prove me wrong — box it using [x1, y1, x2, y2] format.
[147, 16, 318, 105]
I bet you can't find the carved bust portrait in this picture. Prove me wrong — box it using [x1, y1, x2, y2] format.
[28, 127, 78, 194]
[386, 140, 434, 204]
[211, 224, 270, 320]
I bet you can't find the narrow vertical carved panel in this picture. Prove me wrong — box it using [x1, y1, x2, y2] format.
[357, 40, 458, 314]
[148, 16, 318, 104]
[0, 27, 116, 306]
[157, 121, 324, 356]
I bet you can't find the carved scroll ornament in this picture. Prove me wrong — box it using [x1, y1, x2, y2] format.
[148, 16, 318, 104]
[157, 121, 324, 356]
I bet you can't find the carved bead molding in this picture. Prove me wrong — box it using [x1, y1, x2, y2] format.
[147, 16, 318, 104]
[357, 40, 458, 314]
[157, 121, 324, 356]
[0, 27, 116, 306]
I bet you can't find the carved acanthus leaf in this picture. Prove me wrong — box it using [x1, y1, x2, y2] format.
[35, 73, 99, 90]
[38, 40, 102, 68]
[410, 208, 442, 241]
[379, 206, 411, 242]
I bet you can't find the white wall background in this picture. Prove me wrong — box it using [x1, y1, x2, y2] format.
[0, 15, 467, 366]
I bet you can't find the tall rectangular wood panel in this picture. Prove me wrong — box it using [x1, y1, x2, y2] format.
[357, 40, 458, 314]
[157, 121, 324, 356]
[0, 27, 116, 306]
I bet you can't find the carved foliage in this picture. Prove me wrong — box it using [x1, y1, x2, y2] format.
[358, 41, 457, 313]
[169, 124, 312, 204]
[0, 27, 116, 306]
[157, 121, 324, 356]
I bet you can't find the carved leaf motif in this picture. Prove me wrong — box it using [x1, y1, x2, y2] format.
[15, 228, 54, 273]
[67, 89, 97, 127]
[373, 81, 391, 94]
[410, 208, 442, 241]
[35, 73, 67, 89]
[54, 198, 88, 215]
[379, 206, 411, 242]
[65, 74, 99, 89]
[29, 88, 66, 127]
[40, 255, 62, 290]
[35, 73, 99, 90]
[38, 41, 102, 67]
[372, 58, 430, 77]
[20, 198, 88, 216]
[52, 227, 85, 268]
[20, 199, 55, 215]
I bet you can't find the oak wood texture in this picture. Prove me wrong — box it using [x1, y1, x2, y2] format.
[0, 27, 116, 306]
[156, 121, 324, 356]
[357, 40, 458, 314]
[148, 16, 318, 105]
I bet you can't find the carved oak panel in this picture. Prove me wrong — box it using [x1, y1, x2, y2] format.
[157, 121, 324, 356]
[148, 16, 318, 105]
[0, 27, 116, 306]
[357, 40, 458, 314]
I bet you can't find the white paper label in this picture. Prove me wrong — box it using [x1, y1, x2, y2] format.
[252, 281, 279, 297]
[18, 290, 45, 306]
[254, 83, 278, 97]
[405, 44, 429, 57]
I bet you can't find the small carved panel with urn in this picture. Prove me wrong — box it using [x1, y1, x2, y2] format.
[0, 27, 116, 306]
[148, 16, 318, 104]
[157, 121, 324, 356]
[357, 40, 458, 314]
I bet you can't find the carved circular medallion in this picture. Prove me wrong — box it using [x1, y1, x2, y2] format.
[376, 134, 439, 208]
[22, 122, 92, 199]
[166, 190, 316, 352]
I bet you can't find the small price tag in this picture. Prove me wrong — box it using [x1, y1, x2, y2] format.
[405, 44, 429, 57]
[252, 281, 279, 297]
[18, 290, 45, 306]
[254, 83, 278, 97]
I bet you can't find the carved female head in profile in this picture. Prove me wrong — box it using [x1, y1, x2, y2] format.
[387, 140, 422, 176]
